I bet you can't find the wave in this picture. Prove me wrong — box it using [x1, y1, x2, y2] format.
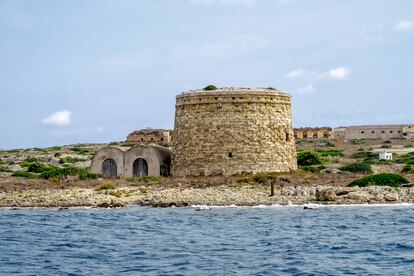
[191, 202, 414, 210]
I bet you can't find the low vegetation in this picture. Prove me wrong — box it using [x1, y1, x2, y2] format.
[339, 162, 373, 174]
[401, 164, 414, 174]
[61, 156, 87, 164]
[348, 173, 409, 188]
[315, 149, 344, 157]
[396, 153, 414, 164]
[11, 171, 38, 178]
[297, 151, 323, 166]
[351, 150, 377, 160]
[203, 84, 217, 91]
[94, 182, 116, 191]
[70, 147, 91, 155]
[11, 161, 99, 180]
[300, 165, 326, 173]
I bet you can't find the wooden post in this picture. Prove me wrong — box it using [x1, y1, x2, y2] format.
[270, 179, 275, 197]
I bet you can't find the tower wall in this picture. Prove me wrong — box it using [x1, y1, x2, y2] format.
[171, 88, 297, 176]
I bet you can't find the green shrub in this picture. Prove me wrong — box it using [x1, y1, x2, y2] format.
[252, 173, 269, 183]
[315, 149, 344, 157]
[350, 139, 365, 145]
[70, 147, 90, 155]
[348, 173, 409, 188]
[384, 140, 392, 144]
[0, 160, 10, 165]
[19, 161, 35, 168]
[109, 141, 120, 145]
[27, 162, 50, 173]
[297, 151, 323, 166]
[25, 157, 38, 163]
[403, 144, 413, 148]
[94, 182, 116, 191]
[339, 162, 373, 174]
[203, 85, 217, 91]
[396, 153, 414, 164]
[38, 166, 98, 180]
[401, 164, 414, 174]
[62, 156, 87, 163]
[5, 149, 23, 153]
[137, 176, 162, 183]
[11, 171, 38, 178]
[351, 151, 377, 160]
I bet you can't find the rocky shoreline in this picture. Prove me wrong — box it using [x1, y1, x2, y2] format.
[1, 183, 414, 208]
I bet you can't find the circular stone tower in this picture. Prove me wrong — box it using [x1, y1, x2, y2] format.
[172, 87, 297, 176]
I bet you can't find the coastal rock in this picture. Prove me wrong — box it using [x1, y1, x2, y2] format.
[384, 192, 399, 202]
[316, 188, 337, 201]
[345, 191, 373, 202]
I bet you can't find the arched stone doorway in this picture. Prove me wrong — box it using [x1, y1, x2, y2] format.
[133, 158, 148, 177]
[102, 158, 117, 178]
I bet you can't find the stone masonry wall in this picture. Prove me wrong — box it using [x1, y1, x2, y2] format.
[171, 88, 297, 176]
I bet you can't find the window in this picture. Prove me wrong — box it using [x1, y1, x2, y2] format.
[398, 131, 401, 133]
[382, 131, 385, 133]
[228, 152, 233, 158]
[372, 131, 375, 134]
[150, 138, 154, 141]
[232, 97, 235, 100]
[390, 131, 393, 133]
[361, 131, 365, 134]
[140, 138, 144, 141]
[286, 132, 290, 141]
[160, 138, 164, 142]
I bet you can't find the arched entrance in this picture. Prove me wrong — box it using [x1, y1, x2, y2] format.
[133, 158, 148, 177]
[102, 158, 117, 178]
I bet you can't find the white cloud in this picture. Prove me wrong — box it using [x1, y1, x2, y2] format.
[298, 83, 314, 95]
[188, 0, 257, 7]
[328, 67, 351, 80]
[286, 68, 307, 79]
[395, 20, 414, 31]
[42, 110, 71, 127]
[286, 66, 351, 81]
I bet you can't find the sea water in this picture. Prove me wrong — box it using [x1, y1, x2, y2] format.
[1, 205, 414, 275]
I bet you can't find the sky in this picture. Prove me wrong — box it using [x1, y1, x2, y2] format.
[1, 0, 413, 149]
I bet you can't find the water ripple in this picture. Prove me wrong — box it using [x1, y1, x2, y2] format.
[1, 205, 414, 275]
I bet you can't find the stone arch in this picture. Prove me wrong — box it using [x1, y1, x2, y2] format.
[133, 158, 148, 177]
[124, 145, 171, 177]
[102, 158, 117, 178]
[90, 147, 125, 178]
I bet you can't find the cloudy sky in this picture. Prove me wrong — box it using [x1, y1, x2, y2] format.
[1, 0, 413, 149]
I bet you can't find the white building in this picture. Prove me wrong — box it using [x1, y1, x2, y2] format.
[379, 151, 393, 161]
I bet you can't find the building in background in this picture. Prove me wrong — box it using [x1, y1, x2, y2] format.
[294, 127, 333, 139]
[344, 125, 414, 141]
[127, 129, 173, 143]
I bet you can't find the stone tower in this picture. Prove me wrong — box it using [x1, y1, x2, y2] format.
[172, 87, 297, 176]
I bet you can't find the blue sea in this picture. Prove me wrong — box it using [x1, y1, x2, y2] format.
[1, 205, 414, 275]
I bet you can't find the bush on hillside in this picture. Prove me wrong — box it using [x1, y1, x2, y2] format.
[339, 162, 373, 174]
[27, 162, 50, 173]
[348, 173, 409, 188]
[297, 151, 323, 166]
[315, 149, 344, 157]
[351, 150, 377, 160]
[94, 182, 116, 191]
[396, 153, 414, 164]
[401, 164, 414, 174]
[11, 171, 38, 178]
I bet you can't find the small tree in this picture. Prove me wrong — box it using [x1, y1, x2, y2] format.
[297, 151, 323, 166]
[203, 85, 217, 91]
